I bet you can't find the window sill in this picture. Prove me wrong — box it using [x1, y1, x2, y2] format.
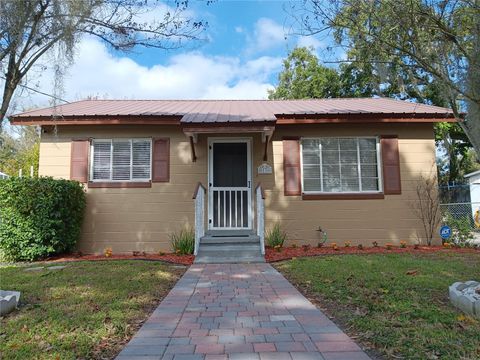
[302, 193, 384, 200]
[88, 181, 152, 188]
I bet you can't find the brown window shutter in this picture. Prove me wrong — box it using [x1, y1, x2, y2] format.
[381, 136, 402, 194]
[70, 140, 89, 183]
[283, 138, 302, 196]
[152, 138, 170, 182]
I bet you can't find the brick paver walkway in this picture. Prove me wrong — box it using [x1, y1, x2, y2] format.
[116, 264, 371, 360]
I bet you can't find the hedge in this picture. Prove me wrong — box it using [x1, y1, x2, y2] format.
[0, 177, 86, 261]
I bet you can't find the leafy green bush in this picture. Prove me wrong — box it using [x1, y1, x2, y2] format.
[266, 223, 287, 248]
[0, 177, 86, 261]
[444, 213, 475, 246]
[170, 228, 195, 255]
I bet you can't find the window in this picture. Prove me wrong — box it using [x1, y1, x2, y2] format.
[301, 137, 381, 193]
[91, 139, 151, 181]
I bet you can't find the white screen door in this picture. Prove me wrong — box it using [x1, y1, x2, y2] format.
[208, 138, 252, 229]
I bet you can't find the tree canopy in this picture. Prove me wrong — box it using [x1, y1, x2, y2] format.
[292, 0, 480, 156]
[0, 126, 39, 177]
[0, 0, 206, 127]
[269, 46, 478, 183]
[268, 47, 340, 99]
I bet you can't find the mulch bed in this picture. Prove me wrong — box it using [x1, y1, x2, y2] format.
[46, 253, 195, 266]
[41, 245, 479, 266]
[265, 245, 479, 262]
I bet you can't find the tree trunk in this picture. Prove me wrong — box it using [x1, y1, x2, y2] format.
[0, 81, 16, 127]
[1, 51, 21, 130]
[464, 6, 480, 162]
[461, 101, 480, 162]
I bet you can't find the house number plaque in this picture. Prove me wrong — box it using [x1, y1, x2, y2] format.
[257, 163, 272, 175]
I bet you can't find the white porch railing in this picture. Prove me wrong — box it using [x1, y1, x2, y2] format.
[193, 182, 206, 255]
[255, 183, 265, 255]
[211, 188, 250, 229]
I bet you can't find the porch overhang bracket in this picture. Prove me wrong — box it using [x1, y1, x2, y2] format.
[189, 136, 197, 162]
[261, 127, 274, 161]
[263, 135, 269, 161]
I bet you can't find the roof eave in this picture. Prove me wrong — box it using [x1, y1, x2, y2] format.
[275, 112, 457, 124]
[9, 114, 183, 126]
[9, 111, 457, 126]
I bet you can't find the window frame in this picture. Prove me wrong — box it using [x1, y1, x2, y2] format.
[89, 138, 152, 183]
[300, 136, 383, 194]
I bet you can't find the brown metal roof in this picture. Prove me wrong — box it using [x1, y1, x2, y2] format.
[11, 98, 454, 124]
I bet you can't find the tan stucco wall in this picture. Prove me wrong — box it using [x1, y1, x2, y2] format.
[39, 123, 437, 254]
[268, 124, 438, 247]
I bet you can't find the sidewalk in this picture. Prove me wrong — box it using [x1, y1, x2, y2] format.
[116, 263, 371, 360]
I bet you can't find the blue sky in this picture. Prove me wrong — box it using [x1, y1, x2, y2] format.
[10, 0, 341, 113]
[130, 1, 300, 67]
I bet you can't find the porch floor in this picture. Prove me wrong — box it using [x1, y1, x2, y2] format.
[115, 263, 371, 360]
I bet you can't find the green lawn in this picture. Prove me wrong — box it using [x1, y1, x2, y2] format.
[0, 260, 185, 360]
[276, 252, 480, 360]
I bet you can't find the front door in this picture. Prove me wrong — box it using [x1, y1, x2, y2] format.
[208, 138, 252, 230]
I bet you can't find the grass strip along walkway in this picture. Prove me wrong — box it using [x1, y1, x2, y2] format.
[0, 260, 185, 360]
[276, 252, 480, 360]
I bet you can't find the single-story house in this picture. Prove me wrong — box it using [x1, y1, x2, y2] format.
[10, 98, 455, 261]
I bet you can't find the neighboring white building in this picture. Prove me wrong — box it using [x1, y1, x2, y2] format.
[465, 170, 480, 224]
[0, 171, 9, 180]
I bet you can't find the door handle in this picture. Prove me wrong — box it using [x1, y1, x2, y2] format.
[248, 181, 251, 188]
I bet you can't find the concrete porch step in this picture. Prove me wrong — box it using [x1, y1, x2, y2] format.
[200, 235, 260, 245]
[206, 229, 255, 237]
[194, 255, 265, 264]
[198, 245, 261, 254]
[195, 230, 264, 264]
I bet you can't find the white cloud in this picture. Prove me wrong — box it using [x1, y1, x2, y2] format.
[297, 36, 323, 50]
[235, 26, 244, 33]
[248, 18, 286, 53]
[10, 37, 282, 112]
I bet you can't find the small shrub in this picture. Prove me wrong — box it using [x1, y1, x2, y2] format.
[372, 241, 379, 248]
[400, 241, 407, 248]
[158, 251, 165, 256]
[170, 228, 195, 255]
[344, 241, 351, 248]
[317, 229, 328, 247]
[357, 244, 364, 250]
[274, 245, 282, 252]
[0, 177, 86, 261]
[291, 243, 298, 249]
[302, 244, 311, 252]
[444, 214, 475, 246]
[413, 243, 420, 249]
[331, 242, 338, 250]
[266, 223, 287, 248]
[385, 243, 393, 250]
[104, 247, 113, 257]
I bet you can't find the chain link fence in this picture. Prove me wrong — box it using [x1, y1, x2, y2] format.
[439, 183, 480, 245]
